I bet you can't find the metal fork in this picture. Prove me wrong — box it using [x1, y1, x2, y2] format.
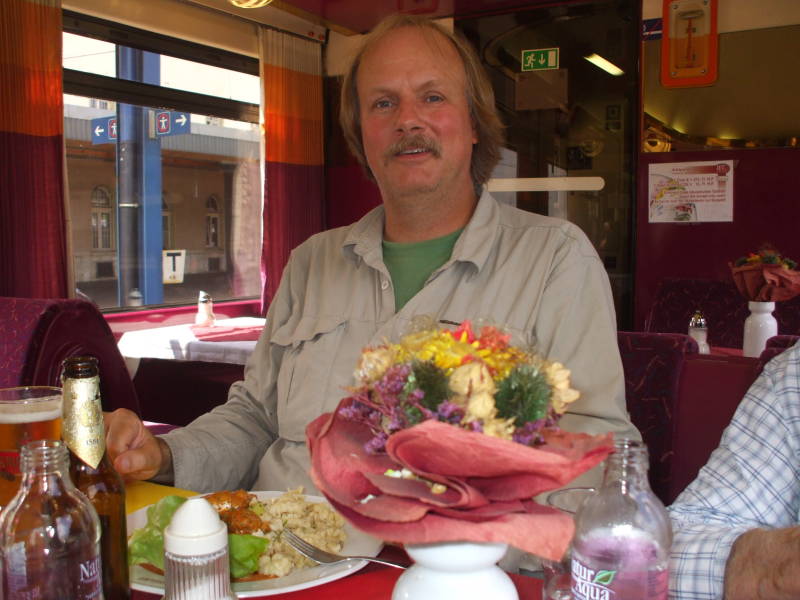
[282, 528, 406, 569]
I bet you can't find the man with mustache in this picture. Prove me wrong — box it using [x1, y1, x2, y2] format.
[106, 15, 638, 496]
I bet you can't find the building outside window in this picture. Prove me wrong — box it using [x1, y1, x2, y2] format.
[90, 185, 114, 250]
[63, 12, 262, 309]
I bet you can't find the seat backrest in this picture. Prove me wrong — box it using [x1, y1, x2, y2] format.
[0, 297, 140, 414]
[644, 278, 800, 349]
[757, 335, 800, 372]
[617, 331, 699, 504]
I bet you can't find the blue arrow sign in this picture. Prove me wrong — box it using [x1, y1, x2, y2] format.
[91, 116, 118, 145]
[154, 111, 191, 137]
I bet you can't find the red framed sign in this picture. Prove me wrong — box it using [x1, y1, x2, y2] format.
[660, 0, 718, 88]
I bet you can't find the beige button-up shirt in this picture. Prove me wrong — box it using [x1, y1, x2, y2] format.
[164, 192, 639, 493]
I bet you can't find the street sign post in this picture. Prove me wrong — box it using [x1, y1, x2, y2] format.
[91, 116, 118, 145]
[521, 48, 560, 72]
[163, 250, 186, 284]
[153, 111, 191, 137]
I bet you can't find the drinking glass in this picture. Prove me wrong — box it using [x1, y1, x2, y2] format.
[0, 387, 63, 508]
[542, 487, 596, 600]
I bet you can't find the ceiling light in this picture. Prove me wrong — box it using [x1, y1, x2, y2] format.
[229, 0, 273, 8]
[583, 53, 624, 76]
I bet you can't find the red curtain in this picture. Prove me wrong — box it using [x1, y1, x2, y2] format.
[259, 29, 324, 310]
[0, 0, 68, 299]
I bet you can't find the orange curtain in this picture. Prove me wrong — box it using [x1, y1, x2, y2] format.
[259, 28, 324, 308]
[0, 0, 68, 298]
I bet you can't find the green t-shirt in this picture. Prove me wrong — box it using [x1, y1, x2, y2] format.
[382, 228, 463, 311]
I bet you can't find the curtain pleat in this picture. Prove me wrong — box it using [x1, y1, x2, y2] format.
[259, 28, 324, 309]
[0, 0, 68, 299]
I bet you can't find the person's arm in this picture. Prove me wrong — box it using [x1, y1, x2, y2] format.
[104, 408, 173, 481]
[160, 281, 296, 492]
[668, 346, 800, 600]
[533, 223, 638, 440]
[723, 526, 800, 599]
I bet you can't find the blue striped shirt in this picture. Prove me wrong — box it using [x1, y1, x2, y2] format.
[668, 341, 800, 599]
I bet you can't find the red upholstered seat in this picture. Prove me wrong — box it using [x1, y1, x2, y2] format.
[757, 334, 800, 371]
[133, 358, 242, 426]
[617, 331, 699, 504]
[0, 297, 140, 414]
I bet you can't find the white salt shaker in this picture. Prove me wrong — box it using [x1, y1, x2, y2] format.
[163, 497, 237, 600]
[195, 291, 216, 327]
[688, 309, 710, 354]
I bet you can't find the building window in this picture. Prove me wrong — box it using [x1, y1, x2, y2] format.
[206, 194, 221, 248]
[90, 185, 114, 250]
[162, 194, 174, 250]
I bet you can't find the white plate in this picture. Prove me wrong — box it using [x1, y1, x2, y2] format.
[128, 491, 383, 597]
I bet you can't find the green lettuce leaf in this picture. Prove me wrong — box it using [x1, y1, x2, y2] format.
[128, 495, 188, 570]
[128, 495, 269, 579]
[228, 534, 269, 579]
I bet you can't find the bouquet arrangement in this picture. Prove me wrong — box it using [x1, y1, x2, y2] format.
[306, 319, 614, 561]
[730, 247, 800, 302]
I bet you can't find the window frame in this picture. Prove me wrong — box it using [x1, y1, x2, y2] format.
[63, 10, 262, 311]
[62, 10, 260, 124]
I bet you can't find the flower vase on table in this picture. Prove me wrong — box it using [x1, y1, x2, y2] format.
[742, 301, 777, 358]
[306, 319, 615, 600]
[393, 541, 516, 600]
[730, 248, 800, 358]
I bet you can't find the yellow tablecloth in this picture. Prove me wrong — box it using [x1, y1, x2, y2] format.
[125, 480, 197, 514]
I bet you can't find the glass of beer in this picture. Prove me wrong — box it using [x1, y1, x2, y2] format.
[0, 387, 63, 508]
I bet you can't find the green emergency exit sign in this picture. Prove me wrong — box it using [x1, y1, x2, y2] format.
[521, 48, 560, 71]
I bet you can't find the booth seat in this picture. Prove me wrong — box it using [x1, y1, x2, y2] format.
[619, 330, 799, 506]
[132, 358, 243, 426]
[644, 278, 800, 348]
[617, 331, 699, 503]
[0, 297, 140, 414]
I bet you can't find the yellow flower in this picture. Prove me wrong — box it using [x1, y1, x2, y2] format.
[353, 346, 396, 384]
[481, 416, 516, 440]
[542, 361, 580, 414]
[449, 362, 495, 397]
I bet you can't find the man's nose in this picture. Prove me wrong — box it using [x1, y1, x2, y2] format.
[395, 99, 423, 133]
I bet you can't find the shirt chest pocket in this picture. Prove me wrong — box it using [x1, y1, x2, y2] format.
[270, 316, 348, 442]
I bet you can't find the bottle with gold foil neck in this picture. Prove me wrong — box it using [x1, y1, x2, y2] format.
[62, 355, 130, 600]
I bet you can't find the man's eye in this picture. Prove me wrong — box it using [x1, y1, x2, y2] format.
[373, 99, 393, 109]
[425, 94, 444, 103]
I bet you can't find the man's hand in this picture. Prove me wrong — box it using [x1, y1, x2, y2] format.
[724, 526, 800, 599]
[104, 408, 173, 482]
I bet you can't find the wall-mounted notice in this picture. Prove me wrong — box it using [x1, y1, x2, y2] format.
[648, 160, 733, 223]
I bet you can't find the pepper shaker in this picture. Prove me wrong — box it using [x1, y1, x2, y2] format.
[688, 309, 710, 354]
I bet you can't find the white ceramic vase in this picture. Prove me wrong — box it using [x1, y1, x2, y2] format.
[742, 301, 777, 357]
[392, 541, 518, 600]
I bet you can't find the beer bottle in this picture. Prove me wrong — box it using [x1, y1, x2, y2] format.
[62, 356, 130, 600]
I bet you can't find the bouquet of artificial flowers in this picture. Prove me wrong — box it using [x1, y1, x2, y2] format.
[730, 247, 800, 302]
[306, 319, 614, 561]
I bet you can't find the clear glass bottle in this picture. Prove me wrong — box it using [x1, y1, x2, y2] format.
[0, 439, 103, 599]
[570, 439, 671, 600]
[688, 309, 710, 354]
[62, 356, 129, 600]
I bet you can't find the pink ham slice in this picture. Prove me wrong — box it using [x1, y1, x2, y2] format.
[307, 398, 614, 561]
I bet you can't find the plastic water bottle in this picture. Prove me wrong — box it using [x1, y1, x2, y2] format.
[570, 439, 671, 600]
[688, 309, 710, 354]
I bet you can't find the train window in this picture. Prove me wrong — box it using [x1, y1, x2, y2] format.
[62, 11, 262, 310]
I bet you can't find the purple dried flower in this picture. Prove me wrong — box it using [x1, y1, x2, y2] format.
[436, 401, 464, 424]
[365, 431, 389, 454]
